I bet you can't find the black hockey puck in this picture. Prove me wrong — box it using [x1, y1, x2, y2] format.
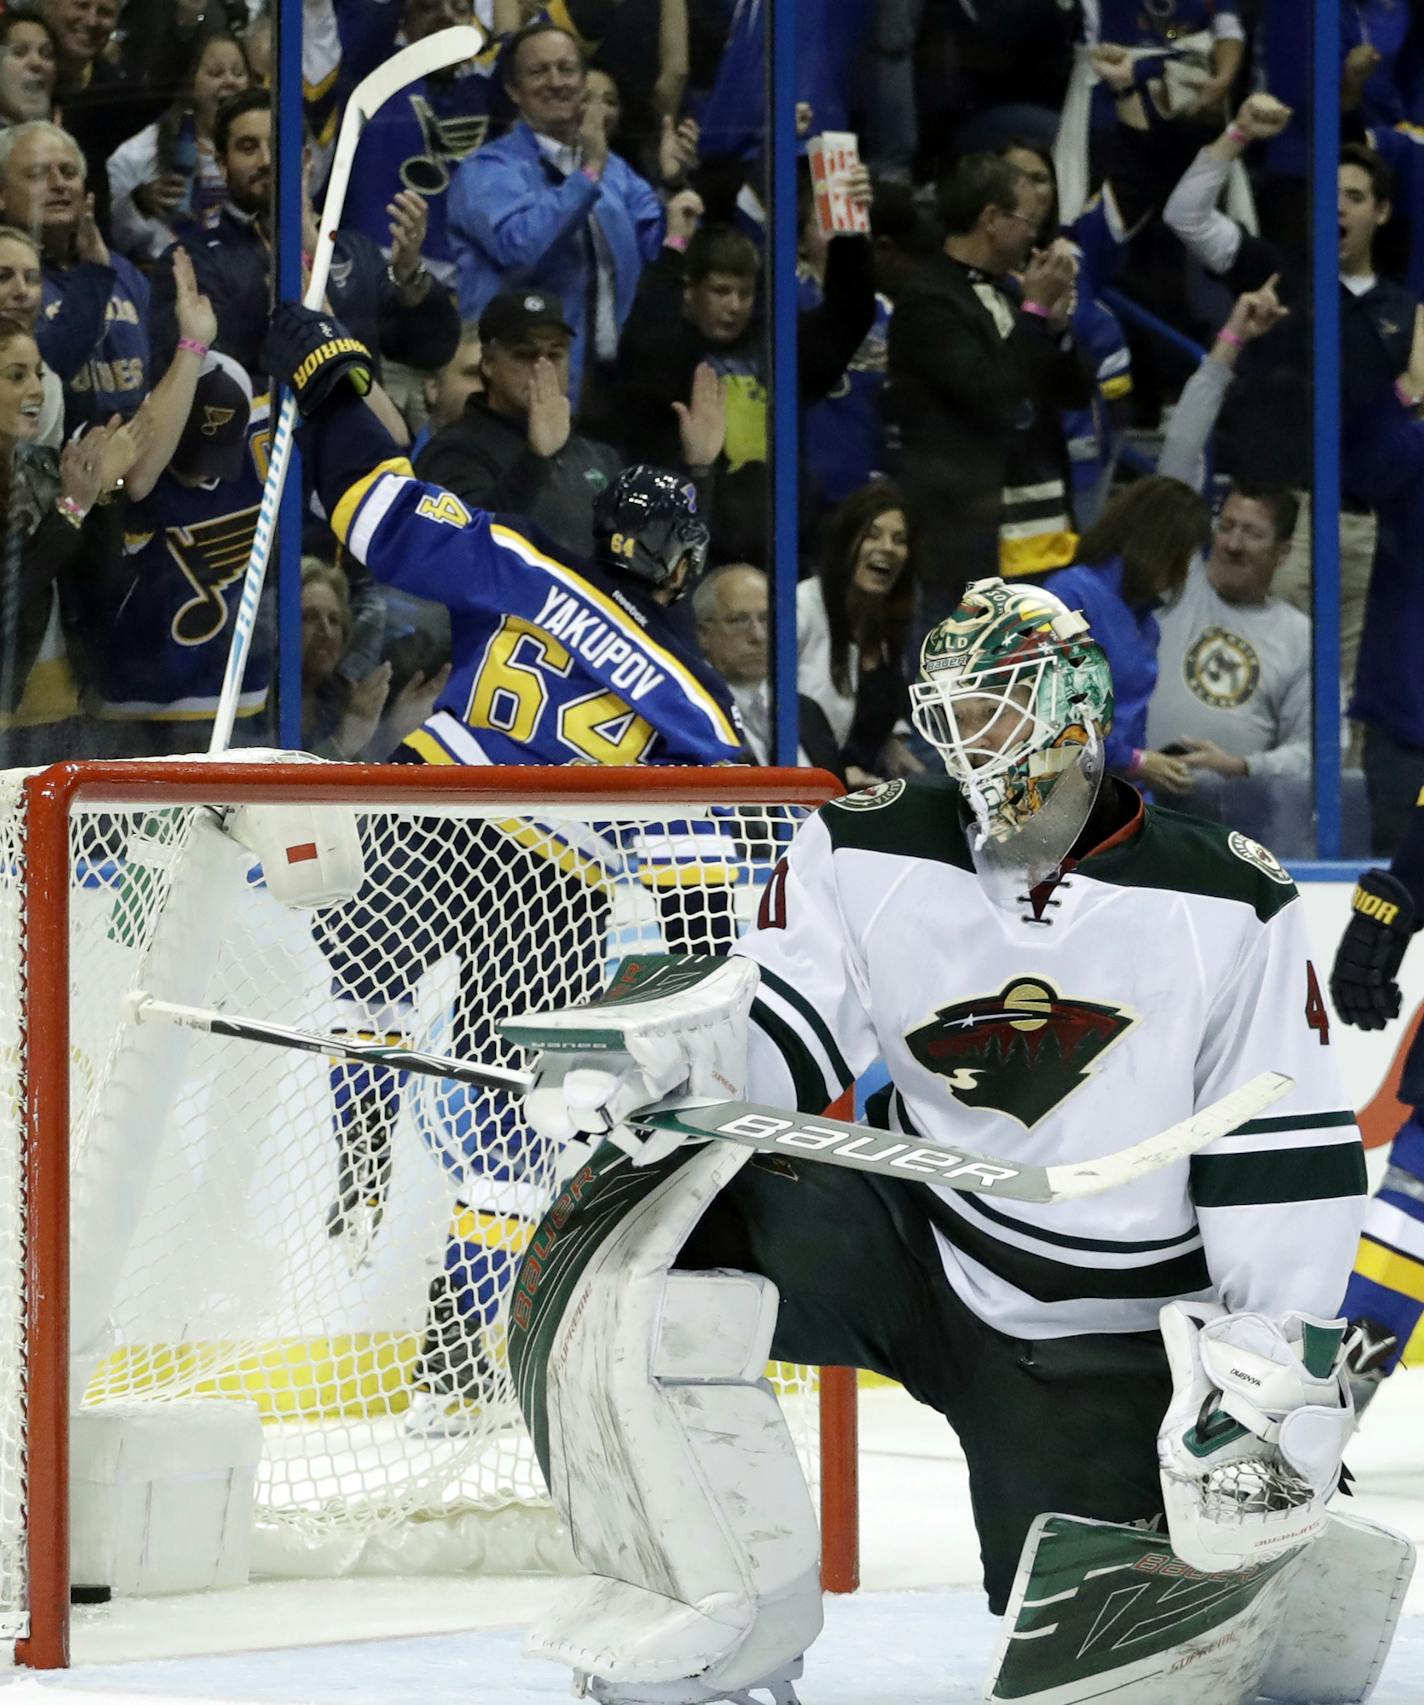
[69, 1585, 110, 1605]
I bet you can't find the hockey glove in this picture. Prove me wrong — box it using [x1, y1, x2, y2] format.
[501, 954, 758, 1167]
[1157, 1301, 1353, 1573]
[1330, 868, 1419, 1031]
[262, 301, 373, 416]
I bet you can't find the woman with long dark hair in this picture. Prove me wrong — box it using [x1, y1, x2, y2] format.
[107, 32, 250, 262]
[1042, 474, 1212, 795]
[798, 480, 924, 785]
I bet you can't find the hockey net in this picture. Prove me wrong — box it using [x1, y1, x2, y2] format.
[0, 756, 857, 1664]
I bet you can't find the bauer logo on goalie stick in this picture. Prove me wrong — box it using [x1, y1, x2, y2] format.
[905, 977, 1135, 1128]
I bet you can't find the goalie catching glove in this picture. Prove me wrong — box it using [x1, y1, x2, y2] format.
[499, 954, 759, 1167]
[262, 301, 374, 416]
[1157, 1301, 1354, 1574]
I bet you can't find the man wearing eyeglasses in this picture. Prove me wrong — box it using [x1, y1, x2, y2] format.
[886, 150, 1094, 631]
[692, 562, 843, 773]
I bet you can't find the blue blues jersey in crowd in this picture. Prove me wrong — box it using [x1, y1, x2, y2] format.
[334, 0, 501, 277]
[1063, 294, 1132, 520]
[1091, 0, 1240, 43]
[696, 0, 869, 159]
[305, 397, 746, 767]
[798, 270, 890, 507]
[83, 397, 272, 721]
[42, 252, 150, 428]
[1366, 121, 1424, 301]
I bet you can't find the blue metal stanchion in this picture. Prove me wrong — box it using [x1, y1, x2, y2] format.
[1311, 0, 1343, 858]
[769, 0, 800, 765]
[274, 0, 305, 749]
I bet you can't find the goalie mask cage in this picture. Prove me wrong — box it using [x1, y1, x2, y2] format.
[0, 757, 859, 1668]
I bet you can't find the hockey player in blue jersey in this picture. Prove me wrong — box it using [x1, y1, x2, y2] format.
[1332, 797, 1424, 1417]
[265, 299, 747, 1430]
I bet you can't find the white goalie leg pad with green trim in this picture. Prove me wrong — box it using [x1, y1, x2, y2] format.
[525, 1138, 823, 1701]
[985, 1507, 1413, 1704]
[1255, 1508, 1414, 1704]
[985, 1511, 1308, 1704]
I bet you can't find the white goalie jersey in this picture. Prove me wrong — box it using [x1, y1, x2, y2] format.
[731, 777, 1367, 1342]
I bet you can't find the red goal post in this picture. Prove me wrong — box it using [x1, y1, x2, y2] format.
[4, 759, 859, 1668]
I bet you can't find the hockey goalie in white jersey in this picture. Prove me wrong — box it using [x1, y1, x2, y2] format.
[501, 579, 1413, 1705]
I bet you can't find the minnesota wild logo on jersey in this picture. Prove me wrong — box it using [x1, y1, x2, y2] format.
[905, 977, 1136, 1127]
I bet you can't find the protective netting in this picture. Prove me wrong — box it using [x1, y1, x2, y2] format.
[0, 759, 828, 1593]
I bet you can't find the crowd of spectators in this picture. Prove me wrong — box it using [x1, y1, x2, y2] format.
[0, 0, 1417, 862]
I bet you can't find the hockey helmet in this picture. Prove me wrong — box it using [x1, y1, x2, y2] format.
[593, 465, 710, 595]
[910, 578, 1114, 882]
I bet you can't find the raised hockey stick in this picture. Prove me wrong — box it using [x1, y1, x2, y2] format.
[121, 991, 1292, 1205]
[207, 22, 486, 755]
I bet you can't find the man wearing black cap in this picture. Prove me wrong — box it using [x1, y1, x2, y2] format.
[416, 286, 725, 561]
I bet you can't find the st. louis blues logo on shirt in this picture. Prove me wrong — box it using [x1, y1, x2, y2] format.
[905, 977, 1136, 1127]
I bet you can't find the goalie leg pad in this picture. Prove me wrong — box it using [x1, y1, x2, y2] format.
[1257, 1509, 1415, 1704]
[986, 1512, 1308, 1704]
[522, 1140, 823, 1698]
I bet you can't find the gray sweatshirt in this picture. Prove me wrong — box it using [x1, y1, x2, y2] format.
[1145, 355, 1312, 782]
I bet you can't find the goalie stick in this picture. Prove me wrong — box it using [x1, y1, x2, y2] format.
[207, 21, 486, 754]
[122, 990, 1292, 1205]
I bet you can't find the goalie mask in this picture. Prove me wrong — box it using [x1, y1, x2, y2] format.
[909, 578, 1114, 893]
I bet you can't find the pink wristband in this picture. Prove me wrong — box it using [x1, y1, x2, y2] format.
[1396, 378, 1422, 409]
[1128, 749, 1146, 779]
[1216, 326, 1245, 351]
[1021, 300, 1050, 320]
[177, 337, 209, 358]
[581, 163, 601, 182]
[663, 232, 690, 252]
[1226, 123, 1249, 146]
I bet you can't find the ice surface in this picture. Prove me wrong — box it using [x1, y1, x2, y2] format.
[0, 1380, 1421, 1702]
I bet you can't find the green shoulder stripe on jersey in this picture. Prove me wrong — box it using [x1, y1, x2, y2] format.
[1086, 805, 1297, 923]
[1191, 1141, 1367, 1208]
[1233, 1109, 1358, 1136]
[750, 999, 835, 1112]
[757, 966, 854, 1092]
[922, 1190, 1212, 1303]
[818, 773, 976, 870]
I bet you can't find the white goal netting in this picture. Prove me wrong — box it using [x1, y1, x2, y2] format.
[0, 757, 834, 1631]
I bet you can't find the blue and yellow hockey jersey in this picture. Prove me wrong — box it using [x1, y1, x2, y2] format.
[305, 396, 746, 768]
[82, 397, 273, 722]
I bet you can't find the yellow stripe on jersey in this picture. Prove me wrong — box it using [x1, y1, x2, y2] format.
[451, 1206, 535, 1252]
[637, 863, 741, 888]
[331, 457, 415, 545]
[402, 727, 458, 765]
[1355, 1234, 1424, 1303]
[304, 62, 339, 102]
[492, 816, 615, 895]
[489, 522, 740, 748]
[1000, 529, 1080, 578]
[1100, 373, 1133, 400]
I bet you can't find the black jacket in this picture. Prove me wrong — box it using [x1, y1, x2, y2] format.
[415, 399, 623, 562]
[886, 252, 1094, 599]
[148, 207, 462, 383]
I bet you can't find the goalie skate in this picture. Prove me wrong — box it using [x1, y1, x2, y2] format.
[576, 1657, 804, 1704]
